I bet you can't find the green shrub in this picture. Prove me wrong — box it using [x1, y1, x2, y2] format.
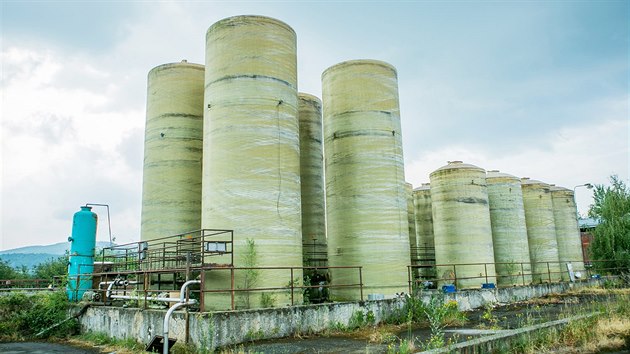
[0, 290, 77, 340]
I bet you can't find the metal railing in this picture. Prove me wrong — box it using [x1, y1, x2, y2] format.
[407, 259, 626, 293]
[0, 277, 64, 291]
[96, 229, 234, 274]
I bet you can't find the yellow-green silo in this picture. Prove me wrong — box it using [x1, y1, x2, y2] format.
[202, 16, 302, 310]
[430, 161, 496, 289]
[405, 182, 418, 266]
[298, 93, 326, 267]
[521, 178, 561, 283]
[322, 59, 410, 300]
[550, 186, 585, 280]
[413, 183, 435, 280]
[486, 170, 532, 286]
[141, 61, 204, 242]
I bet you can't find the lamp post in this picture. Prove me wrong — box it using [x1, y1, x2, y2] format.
[573, 183, 593, 271]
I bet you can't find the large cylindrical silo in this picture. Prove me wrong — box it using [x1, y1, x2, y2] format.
[405, 182, 418, 265]
[521, 178, 561, 283]
[430, 161, 496, 289]
[141, 61, 204, 241]
[413, 183, 435, 281]
[298, 93, 326, 267]
[486, 170, 532, 286]
[550, 186, 585, 280]
[323, 60, 410, 300]
[202, 15, 302, 310]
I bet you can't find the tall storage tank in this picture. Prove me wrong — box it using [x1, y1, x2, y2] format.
[486, 170, 532, 286]
[550, 186, 585, 280]
[202, 16, 302, 310]
[67, 206, 98, 301]
[141, 61, 204, 241]
[430, 161, 496, 289]
[322, 59, 410, 300]
[413, 183, 435, 280]
[521, 178, 562, 283]
[298, 93, 327, 267]
[405, 182, 418, 265]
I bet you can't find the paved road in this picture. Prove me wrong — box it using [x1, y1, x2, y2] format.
[0, 342, 101, 353]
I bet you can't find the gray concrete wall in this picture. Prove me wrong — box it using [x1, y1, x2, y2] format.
[77, 280, 593, 351]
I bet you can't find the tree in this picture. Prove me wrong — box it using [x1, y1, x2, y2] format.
[588, 175, 630, 273]
[0, 259, 18, 280]
[33, 255, 68, 283]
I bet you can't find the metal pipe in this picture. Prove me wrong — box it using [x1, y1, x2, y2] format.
[85, 203, 113, 245]
[163, 280, 200, 354]
[105, 278, 141, 299]
[163, 302, 188, 354]
[110, 294, 185, 303]
[178, 280, 201, 302]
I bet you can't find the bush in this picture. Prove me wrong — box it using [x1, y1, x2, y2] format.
[0, 290, 77, 340]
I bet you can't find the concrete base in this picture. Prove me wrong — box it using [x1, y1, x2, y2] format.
[76, 280, 594, 351]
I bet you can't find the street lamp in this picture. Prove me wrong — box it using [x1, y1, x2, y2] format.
[573, 183, 594, 271]
[573, 183, 594, 219]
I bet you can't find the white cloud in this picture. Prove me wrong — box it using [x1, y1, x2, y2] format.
[1, 45, 144, 250]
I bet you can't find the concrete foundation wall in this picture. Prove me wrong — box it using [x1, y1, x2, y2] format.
[77, 281, 593, 351]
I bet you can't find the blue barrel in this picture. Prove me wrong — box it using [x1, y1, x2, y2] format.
[66, 206, 98, 301]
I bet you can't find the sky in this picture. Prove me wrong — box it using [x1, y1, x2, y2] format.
[1, 1, 628, 250]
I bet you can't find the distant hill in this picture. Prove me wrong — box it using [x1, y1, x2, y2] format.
[0, 253, 62, 271]
[0, 241, 115, 271]
[0, 242, 70, 256]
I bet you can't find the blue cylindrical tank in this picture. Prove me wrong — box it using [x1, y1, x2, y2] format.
[66, 206, 97, 301]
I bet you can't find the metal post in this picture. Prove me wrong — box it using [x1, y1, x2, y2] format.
[359, 267, 364, 301]
[200, 270, 205, 311]
[407, 266, 412, 294]
[453, 265, 457, 287]
[144, 272, 148, 309]
[290, 268, 294, 306]
[484, 263, 488, 284]
[521, 263, 525, 286]
[230, 268, 235, 310]
[547, 262, 551, 283]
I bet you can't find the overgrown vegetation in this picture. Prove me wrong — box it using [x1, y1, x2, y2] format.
[240, 238, 259, 309]
[0, 290, 77, 340]
[589, 175, 630, 274]
[504, 291, 630, 353]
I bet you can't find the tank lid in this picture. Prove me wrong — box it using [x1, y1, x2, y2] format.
[322, 59, 397, 79]
[80, 206, 93, 211]
[207, 15, 295, 36]
[550, 185, 572, 193]
[413, 183, 430, 191]
[486, 170, 520, 180]
[521, 177, 549, 186]
[298, 92, 322, 104]
[148, 61, 205, 76]
[430, 161, 485, 175]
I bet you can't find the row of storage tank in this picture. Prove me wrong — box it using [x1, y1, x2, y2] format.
[408, 163, 585, 290]
[140, 15, 583, 310]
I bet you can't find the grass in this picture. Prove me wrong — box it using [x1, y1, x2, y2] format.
[503, 288, 630, 353]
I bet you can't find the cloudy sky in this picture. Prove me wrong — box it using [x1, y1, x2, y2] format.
[1, 1, 628, 250]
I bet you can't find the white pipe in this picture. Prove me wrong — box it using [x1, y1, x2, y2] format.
[163, 280, 200, 354]
[110, 294, 190, 303]
[178, 280, 201, 302]
[104, 278, 140, 299]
